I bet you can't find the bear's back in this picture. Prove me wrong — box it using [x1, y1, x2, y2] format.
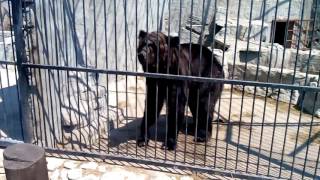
[178, 44, 224, 79]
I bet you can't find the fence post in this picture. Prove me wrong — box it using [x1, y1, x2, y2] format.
[11, 0, 33, 142]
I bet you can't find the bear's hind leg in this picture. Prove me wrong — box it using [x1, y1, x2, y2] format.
[189, 88, 215, 142]
[162, 84, 186, 150]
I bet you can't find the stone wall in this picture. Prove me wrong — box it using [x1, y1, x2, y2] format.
[165, 0, 313, 43]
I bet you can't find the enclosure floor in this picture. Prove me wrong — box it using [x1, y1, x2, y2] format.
[58, 77, 320, 179]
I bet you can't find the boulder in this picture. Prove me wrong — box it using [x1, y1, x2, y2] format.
[298, 82, 320, 118]
[59, 71, 107, 145]
[230, 63, 318, 105]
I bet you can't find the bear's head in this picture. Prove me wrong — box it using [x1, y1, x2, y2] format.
[137, 30, 179, 72]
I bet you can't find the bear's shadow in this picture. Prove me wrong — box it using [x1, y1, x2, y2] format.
[108, 115, 197, 147]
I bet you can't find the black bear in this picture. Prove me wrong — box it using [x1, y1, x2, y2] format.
[137, 30, 224, 150]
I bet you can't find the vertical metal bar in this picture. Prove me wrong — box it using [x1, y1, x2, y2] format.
[12, 0, 33, 142]
[301, 2, 319, 178]
[175, 0, 182, 163]
[154, 0, 160, 159]
[26, 4, 39, 144]
[193, 0, 206, 166]
[183, 0, 194, 163]
[51, 0, 64, 149]
[135, 0, 138, 157]
[45, 0, 57, 148]
[212, 0, 220, 168]
[81, 0, 90, 152]
[47, 68, 56, 147]
[289, 2, 309, 178]
[301, 81, 319, 179]
[62, 0, 73, 149]
[232, 0, 244, 170]
[237, 0, 255, 173]
[124, 0, 129, 156]
[93, 0, 100, 152]
[70, 0, 82, 151]
[314, 145, 320, 179]
[103, 0, 110, 154]
[23, 10, 37, 142]
[32, 0, 46, 147]
[40, 0, 54, 146]
[0, 1, 10, 134]
[203, 0, 218, 167]
[165, 0, 170, 160]
[113, 0, 119, 154]
[144, 0, 149, 158]
[174, 0, 183, 162]
[223, 0, 231, 170]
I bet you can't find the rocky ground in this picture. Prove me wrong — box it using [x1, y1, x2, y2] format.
[0, 148, 233, 180]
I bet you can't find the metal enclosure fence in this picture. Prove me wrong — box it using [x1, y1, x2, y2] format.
[0, 0, 320, 179]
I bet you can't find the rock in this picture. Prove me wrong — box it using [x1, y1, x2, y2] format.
[50, 169, 60, 180]
[289, 49, 320, 75]
[0, 174, 6, 180]
[60, 169, 68, 180]
[298, 82, 320, 117]
[100, 171, 126, 179]
[0, 149, 3, 169]
[208, 48, 229, 79]
[67, 168, 82, 180]
[0, 130, 7, 138]
[97, 165, 107, 173]
[230, 63, 319, 105]
[180, 176, 194, 180]
[100, 168, 138, 180]
[80, 162, 98, 170]
[47, 158, 64, 171]
[270, 88, 300, 104]
[152, 173, 176, 180]
[64, 161, 78, 169]
[79, 174, 99, 180]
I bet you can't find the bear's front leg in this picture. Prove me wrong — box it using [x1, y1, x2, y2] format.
[162, 83, 186, 150]
[138, 79, 165, 147]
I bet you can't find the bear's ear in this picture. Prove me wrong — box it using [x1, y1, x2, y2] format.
[168, 36, 180, 47]
[139, 30, 147, 39]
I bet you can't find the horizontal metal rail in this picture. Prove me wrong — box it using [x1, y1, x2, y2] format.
[22, 63, 320, 92]
[0, 60, 17, 65]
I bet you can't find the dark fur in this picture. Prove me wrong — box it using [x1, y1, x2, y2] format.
[137, 31, 224, 150]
